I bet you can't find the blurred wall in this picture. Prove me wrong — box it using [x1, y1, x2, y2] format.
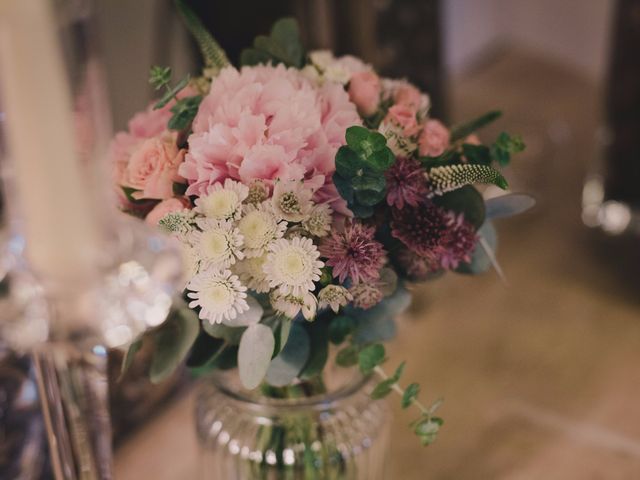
[444, 0, 616, 82]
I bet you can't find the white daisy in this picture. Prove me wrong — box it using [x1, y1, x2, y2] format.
[302, 203, 333, 237]
[237, 202, 286, 257]
[270, 291, 318, 321]
[187, 268, 249, 325]
[263, 236, 324, 296]
[233, 254, 270, 293]
[191, 219, 244, 269]
[318, 285, 353, 313]
[195, 179, 248, 220]
[271, 179, 313, 223]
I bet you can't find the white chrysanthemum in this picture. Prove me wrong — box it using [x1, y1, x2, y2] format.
[271, 179, 313, 222]
[318, 285, 353, 313]
[237, 202, 286, 257]
[302, 203, 333, 237]
[187, 268, 249, 324]
[270, 291, 318, 321]
[190, 219, 244, 269]
[263, 236, 324, 296]
[195, 179, 248, 220]
[233, 255, 270, 293]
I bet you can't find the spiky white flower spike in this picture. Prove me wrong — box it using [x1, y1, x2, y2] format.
[187, 268, 249, 324]
[263, 236, 324, 297]
[426, 164, 508, 195]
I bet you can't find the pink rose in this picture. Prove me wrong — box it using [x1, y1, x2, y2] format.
[348, 71, 381, 117]
[384, 104, 420, 137]
[418, 119, 450, 157]
[145, 197, 190, 226]
[124, 133, 186, 200]
[394, 84, 422, 109]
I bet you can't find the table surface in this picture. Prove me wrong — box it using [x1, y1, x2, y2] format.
[115, 50, 640, 480]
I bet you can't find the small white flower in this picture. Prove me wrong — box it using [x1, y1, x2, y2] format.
[159, 210, 196, 238]
[237, 202, 286, 257]
[245, 179, 270, 205]
[378, 121, 418, 157]
[349, 282, 383, 310]
[187, 268, 249, 325]
[233, 254, 270, 293]
[190, 219, 244, 270]
[271, 179, 313, 222]
[263, 236, 324, 296]
[318, 285, 353, 313]
[195, 179, 248, 220]
[302, 203, 333, 237]
[270, 291, 318, 321]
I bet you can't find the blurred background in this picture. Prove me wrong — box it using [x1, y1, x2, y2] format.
[5, 0, 640, 478]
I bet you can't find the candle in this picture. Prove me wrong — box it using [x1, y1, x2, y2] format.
[0, 0, 101, 284]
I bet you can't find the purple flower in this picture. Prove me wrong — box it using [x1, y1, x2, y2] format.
[439, 212, 476, 270]
[385, 157, 429, 209]
[319, 222, 387, 284]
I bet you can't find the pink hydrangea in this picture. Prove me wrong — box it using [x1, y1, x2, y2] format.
[180, 65, 361, 202]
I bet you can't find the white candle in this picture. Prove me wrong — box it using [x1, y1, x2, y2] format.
[0, 0, 101, 284]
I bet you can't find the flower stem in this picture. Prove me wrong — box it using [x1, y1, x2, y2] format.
[373, 365, 431, 417]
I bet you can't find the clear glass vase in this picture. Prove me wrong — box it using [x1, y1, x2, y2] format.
[195, 371, 391, 480]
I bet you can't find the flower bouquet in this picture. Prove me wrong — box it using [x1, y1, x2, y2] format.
[115, 2, 530, 476]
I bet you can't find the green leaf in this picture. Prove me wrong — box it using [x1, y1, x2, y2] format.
[328, 316, 357, 345]
[238, 324, 275, 389]
[345, 126, 370, 148]
[335, 146, 364, 178]
[428, 163, 508, 194]
[336, 345, 359, 367]
[186, 332, 224, 368]
[120, 338, 143, 377]
[450, 110, 502, 142]
[150, 308, 200, 384]
[392, 361, 406, 382]
[332, 172, 354, 204]
[364, 149, 395, 172]
[265, 322, 310, 386]
[349, 203, 374, 218]
[154, 76, 190, 109]
[485, 193, 535, 219]
[402, 383, 420, 409]
[174, 0, 230, 73]
[490, 132, 525, 167]
[240, 17, 305, 68]
[432, 185, 486, 229]
[371, 378, 395, 399]
[358, 343, 386, 375]
[168, 95, 202, 131]
[149, 66, 172, 90]
[355, 188, 386, 206]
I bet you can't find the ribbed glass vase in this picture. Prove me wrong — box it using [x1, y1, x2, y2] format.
[195, 370, 391, 480]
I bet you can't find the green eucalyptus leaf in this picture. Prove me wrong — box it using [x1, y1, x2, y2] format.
[364, 148, 395, 172]
[335, 146, 364, 177]
[392, 361, 406, 382]
[240, 17, 304, 68]
[333, 172, 354, 204]
[202, 322, 246, 345]
[402, 383, 420, 409]
[238, 324, 275, 389]
[348, 203, 374, 218]
[265, 322, 310, 387]
[355, 188, 386, 206]
[485, 193, 535, 219]
[345, 126, 370, 148]
[358, 343, 386, 375]
[336, 345, 359, 367]
[186, 332, 224, 368]
[150, 308, 200, 384]
[371, 378, 395, 399]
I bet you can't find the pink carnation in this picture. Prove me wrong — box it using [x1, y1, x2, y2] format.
[145, 197, 190, 225]
[418, 119, 450, 157]
[181, 65, 361, 197]
[348, 71, 381, 117]
[122, 133, 185, 200]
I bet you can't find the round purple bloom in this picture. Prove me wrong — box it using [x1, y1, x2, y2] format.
[385, 157, 429, 209]
[319, 222, 387, 284]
